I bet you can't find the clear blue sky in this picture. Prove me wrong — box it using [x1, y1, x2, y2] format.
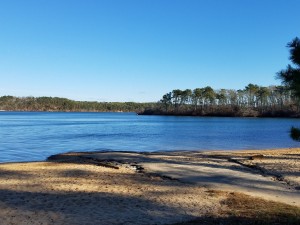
[0, 0, 299, 102]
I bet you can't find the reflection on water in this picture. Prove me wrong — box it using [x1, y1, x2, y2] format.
[0, 112, 298, 162]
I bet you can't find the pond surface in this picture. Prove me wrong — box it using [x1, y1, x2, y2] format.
[0, 112, 299, 162]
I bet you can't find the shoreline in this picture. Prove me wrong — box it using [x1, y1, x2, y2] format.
[1, 147, 299, 165]
[0, 148, 299, 224]
[1, 110, 300, 119]
[47, 148, 300, 200]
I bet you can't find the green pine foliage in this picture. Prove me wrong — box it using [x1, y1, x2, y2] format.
[277, 37, 300, 141]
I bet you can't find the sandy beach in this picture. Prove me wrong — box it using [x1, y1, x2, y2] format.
[0, 148, 299, 225]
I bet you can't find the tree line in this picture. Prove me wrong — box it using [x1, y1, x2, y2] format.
[140, 84, 298, 117]
[0, 96, 156, 112]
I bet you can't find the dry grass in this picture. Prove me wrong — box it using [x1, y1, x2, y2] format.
[174, 191, 300, 225]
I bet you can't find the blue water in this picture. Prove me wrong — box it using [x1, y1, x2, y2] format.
[0, 112, 299, 162]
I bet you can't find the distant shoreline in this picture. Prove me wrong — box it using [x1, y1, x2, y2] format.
[1, 110, 300, 118]
[0, 110, 135, 113]
[138, 109, 300, 118]
[1, 95, 300, 118]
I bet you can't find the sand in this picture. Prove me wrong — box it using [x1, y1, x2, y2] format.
[0, 148, 299, 224]
[0, 161, 220, 225]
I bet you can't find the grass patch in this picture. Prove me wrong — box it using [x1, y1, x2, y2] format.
[174, 191, 300, 225]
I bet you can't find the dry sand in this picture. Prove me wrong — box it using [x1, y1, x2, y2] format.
[0, 148, 299, 224]
[0, 161, 220, 225]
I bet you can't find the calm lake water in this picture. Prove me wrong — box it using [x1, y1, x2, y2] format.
[0, 112, 299, 163]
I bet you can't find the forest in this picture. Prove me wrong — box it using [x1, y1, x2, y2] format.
[0, 96, 156, 112]
[0, 83, 298, 117]
[140, 84, 300, 117]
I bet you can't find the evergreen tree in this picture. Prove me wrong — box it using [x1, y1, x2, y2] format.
[277, 37, 300, 141]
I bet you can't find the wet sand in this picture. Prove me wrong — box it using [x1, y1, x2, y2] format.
[0, 148, 299, 224]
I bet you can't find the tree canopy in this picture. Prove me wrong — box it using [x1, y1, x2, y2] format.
[141, 83, 298, 117]
[277, 37, 300, 141]
[0, 96, 156, 113]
